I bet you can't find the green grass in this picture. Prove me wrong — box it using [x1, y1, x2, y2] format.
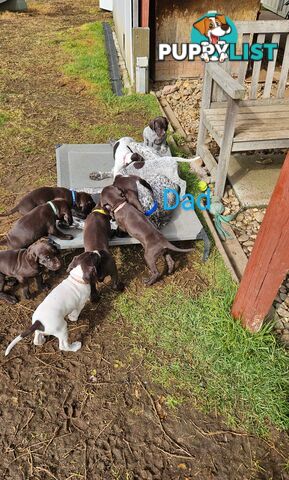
[61, 22, 160, 119]
[0, 111, 9, 127]
[115, 254, 289, 435]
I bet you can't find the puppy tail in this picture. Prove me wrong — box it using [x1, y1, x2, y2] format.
[0, 206, 18, 217]
[5, 320, 44, 356]
[167, 243, 194, 254]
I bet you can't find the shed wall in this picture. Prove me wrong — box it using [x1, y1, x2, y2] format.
[154, 0, 261, 81]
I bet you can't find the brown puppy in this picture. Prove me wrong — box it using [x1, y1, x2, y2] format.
[113, 175, 153, 212]
[100, 186, 193, 285]
[0, 199, 74, 249]
[0, 187, 95, 218]
[83, 205, 124, 301]
[0, 238, 62, 304]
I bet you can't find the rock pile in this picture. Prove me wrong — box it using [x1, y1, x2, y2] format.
[156, 80, 202, 150]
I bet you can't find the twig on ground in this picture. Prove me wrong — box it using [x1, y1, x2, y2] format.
[137, 375, 193, 459]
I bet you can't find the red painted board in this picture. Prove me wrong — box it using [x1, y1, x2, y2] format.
[141, 0, 150, 27]
[232, 151, 289, 332]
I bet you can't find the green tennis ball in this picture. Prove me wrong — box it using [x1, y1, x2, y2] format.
[198, 180, 208, 192]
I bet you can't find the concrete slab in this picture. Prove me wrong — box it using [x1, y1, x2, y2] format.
[228, 151, 286, 207]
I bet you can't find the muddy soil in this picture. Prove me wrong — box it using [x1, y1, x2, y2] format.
[1, 1, 289, 479]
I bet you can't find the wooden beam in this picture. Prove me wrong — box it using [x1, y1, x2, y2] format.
[236, 20, 289, 34]
[232, 151, 289, 332]
[141, 0, 150, 28]
[207, 63, 246, 100]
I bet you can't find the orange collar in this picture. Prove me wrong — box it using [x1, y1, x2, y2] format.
[113, 201, 127, 215]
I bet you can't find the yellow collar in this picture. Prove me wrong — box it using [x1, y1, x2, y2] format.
[92, 208, 109, 216]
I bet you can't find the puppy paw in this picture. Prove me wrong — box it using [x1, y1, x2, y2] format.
[70, 341, 82, 352]
[68, 313, 79, 322]
[116, 282, 125, 292]
[7, 296, 18, 305]
[34, 334, 46, 346]
[143, 277, 158, 286]
[90, 293, 100, 304]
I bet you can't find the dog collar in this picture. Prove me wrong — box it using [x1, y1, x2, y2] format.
[93, 250, 101, 257]
[71, 190, 77, 208]
[69, 275, 87, 285]
[47, 201, 59, 216]
[113, 201, 127, 215]
[92, 208, 109, 216]
[145, 200, 158, 217]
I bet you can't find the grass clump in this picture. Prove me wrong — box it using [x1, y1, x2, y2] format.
[62, 22, 160, 119]
[0, 111, 9, 127]
[115, 253, 289, 435]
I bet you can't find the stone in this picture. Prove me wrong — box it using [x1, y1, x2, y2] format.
[254, 211, 265, 223]
[243, 241, 254, 247]
[236, 213, 244, 222]
[238, 234, 249, 243]
[162, 85, 178, 95]
[280, 293, 287, 301]
[277, 307, 289, 318]
[275, 319, 285, 330]
[279, 285, 287, 294]
[281, 332, 289, 344]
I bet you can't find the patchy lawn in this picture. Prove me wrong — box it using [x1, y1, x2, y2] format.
[1, 2, 289, 479]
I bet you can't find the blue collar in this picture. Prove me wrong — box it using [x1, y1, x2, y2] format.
[144, 200, 158, 217]
[71, 190, 77, 208]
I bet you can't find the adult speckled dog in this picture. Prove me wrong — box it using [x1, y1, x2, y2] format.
[5, 251, 102, 355]
[112, 137, 145, 177]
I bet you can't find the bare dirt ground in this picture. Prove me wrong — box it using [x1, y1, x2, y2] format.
[1, 2, 289, 479]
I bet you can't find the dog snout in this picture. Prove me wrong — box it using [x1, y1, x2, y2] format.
[40, 255, 62, 271]
[50, 257, 62, 271]
[64, 213, 73, 225]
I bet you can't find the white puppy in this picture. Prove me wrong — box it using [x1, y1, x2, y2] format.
[5, 252, 101, 355]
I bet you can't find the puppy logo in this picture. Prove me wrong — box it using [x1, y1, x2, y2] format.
[192, 11, 237, 63]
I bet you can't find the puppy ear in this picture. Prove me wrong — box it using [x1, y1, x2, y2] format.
[193, 17, 208, 36]
[131, 153, 144, 163]
[103, 203, 112, 212]
[67, 256, 79, 273]
[124, 189, 143, 213]
[149, 120, 155, 131]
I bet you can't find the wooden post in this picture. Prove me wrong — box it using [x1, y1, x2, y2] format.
[232, 151, 289, 332]
[141, 0, 150, 28]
